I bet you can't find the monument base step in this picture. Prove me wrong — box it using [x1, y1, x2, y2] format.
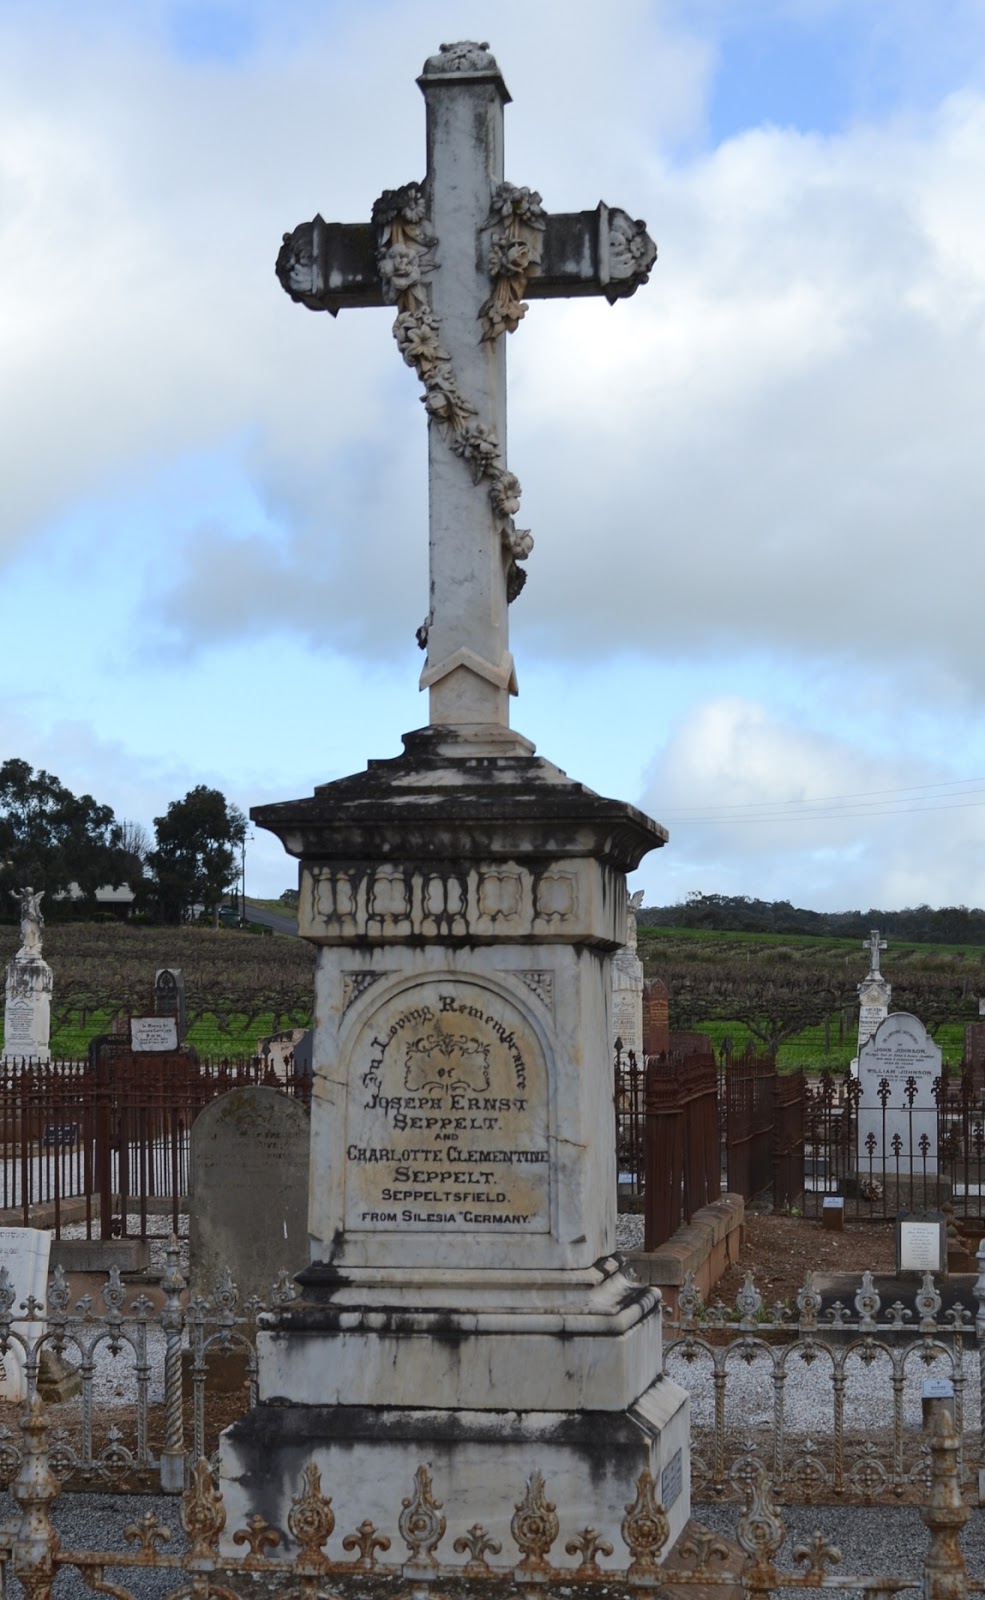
[218, 1376, 690, 1572]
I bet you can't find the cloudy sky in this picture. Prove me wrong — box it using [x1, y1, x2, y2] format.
[2, 0, 984, 913]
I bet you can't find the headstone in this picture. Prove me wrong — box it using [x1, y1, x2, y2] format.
[154, 968, 186, 1040]
[131, 1016, 179, 1052]
[642, 978, 669, 1056]
[220, 40, 688, 1568]
[611, 889, 645, 1057]
[856, 929, 891, 1056]
[896, 1210, 946, 1275]
[0, 1226, 51, 1400]
[189, 1087, 309, 1303]
[3, 888, 53, 1066]
[858, 1012, 940, 1175]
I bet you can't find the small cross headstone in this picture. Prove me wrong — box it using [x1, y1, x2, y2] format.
[864, 929, 888, 978]
[276, 40, 655, 738]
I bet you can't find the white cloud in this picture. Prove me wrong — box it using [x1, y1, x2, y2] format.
[637, 695, 985, 909]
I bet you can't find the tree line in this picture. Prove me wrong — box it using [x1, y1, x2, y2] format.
[639, 892, 985, 946]
[0, 759, 246, 926]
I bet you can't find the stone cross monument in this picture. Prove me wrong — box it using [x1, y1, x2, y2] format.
[222, 42, 687, 1565]
[275, 39, 655, 741]
[3, 888, 53, 1066]
[857, 927, 891, 1057]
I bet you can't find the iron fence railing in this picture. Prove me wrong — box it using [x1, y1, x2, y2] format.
[0, 1056, 310, 1239]
[0, 1390, 978, 1600]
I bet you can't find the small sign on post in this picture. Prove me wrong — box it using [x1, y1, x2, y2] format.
[822, 1196, 845, 1231]
[922, 1377, 955, 1429]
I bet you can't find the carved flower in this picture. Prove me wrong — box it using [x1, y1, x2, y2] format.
[504, 524, 533, 559]
[393, 310, 446, 372]
[422, 377, 476, 435]
[489, 183, 545, 227]
[373, 183, 425, 230]
[490, 470, 521, 518]
[451, 423, 501, 481]
[608, 211, 657, 280]
[489, 236, 532, 280]
[379, 244, 422, 302]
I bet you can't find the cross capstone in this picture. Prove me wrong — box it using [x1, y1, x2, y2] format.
[276, 41, 657, 740]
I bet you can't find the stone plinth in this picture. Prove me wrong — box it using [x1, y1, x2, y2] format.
[220, 727, 689, 1565]
[857, 975, 891, 1054]
[3, 955, 53, 1066]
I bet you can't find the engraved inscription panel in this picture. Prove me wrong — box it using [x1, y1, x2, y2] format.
[345, 980, 550, 1233]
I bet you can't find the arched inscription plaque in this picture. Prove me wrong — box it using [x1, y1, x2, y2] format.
[344, 979, 550, 1233]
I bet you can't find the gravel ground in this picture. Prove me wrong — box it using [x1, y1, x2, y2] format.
[0, 1213, 976, 1595]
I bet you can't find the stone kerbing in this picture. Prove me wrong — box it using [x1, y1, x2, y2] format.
[628, 1194, 745, 1315]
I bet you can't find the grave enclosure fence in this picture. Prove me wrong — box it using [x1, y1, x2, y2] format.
[0, 1055, 311, 1241]
[615, 1049, 805, 1250]
[803, 1060, 985, 1225]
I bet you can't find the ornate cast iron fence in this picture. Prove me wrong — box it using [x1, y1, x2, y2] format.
[0, 1394, 978, 1600]
[0, 1240, 298, 1493]
[663, 1243, 985, 1504]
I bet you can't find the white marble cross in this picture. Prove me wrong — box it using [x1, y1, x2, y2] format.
[864, 928, 888, 977]
[277, 40, 656, 740]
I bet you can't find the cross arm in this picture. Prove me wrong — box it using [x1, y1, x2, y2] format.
[528, 204, 657, 305]
[276, 216, 384, 314]
[276, 201, 656, 316]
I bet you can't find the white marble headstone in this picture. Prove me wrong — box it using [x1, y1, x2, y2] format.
[858, 1012, 940, 1175]
[0, 1227, 50, 1400]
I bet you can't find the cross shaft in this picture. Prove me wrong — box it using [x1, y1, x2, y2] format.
[276, 41, 656, 740]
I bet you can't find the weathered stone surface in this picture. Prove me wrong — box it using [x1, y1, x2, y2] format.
[3, 955, 53, 1065]
[189, 1087, 309, 1303]
[858, 1011, 940, 1174]
[228, 35, 685, 1568]
[611, 891, 644, 1056]
[0, 1226, 50, 1400]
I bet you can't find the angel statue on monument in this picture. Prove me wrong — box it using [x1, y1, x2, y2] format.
[12, 887, 44, 958]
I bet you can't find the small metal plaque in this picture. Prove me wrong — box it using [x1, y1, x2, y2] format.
[131, 1016, 178, 1052]
[923, 1379, 954, 1399]
[661, 1448, 683, 1510]
[823, 1197, 844, 1209]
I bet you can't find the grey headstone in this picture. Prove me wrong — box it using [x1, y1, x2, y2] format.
[189, 1087, 309, 1303]
[155, 968, 186, 1040]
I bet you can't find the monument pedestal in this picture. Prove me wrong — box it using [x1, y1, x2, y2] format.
[3, 954, 52, 1066]
[220, 728, 688, 1566]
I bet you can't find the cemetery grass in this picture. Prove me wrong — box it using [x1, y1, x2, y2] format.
[0, 922, 315, 1057]
[638, 925, 983, 1069]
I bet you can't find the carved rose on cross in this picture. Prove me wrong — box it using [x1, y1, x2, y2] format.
[379, 244, 423, 304]
[490, 471, 521, 519]
[488, 236, 533, 281]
